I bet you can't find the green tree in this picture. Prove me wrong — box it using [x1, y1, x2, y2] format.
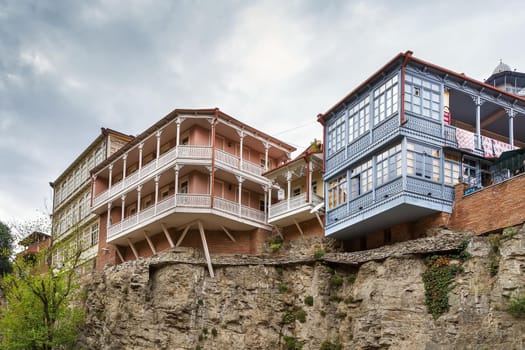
[0, 221, 13, 276]
[0, 225, 84, 350]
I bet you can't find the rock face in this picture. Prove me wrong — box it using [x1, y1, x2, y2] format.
[81, 227, 525, 350]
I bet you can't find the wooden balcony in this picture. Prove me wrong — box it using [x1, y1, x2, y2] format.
[93, 145, 266, 209]
[106, 194, 267, 242]
[268, 193, 323, 226]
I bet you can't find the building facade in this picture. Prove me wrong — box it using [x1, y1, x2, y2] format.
[265, 140, 324, 239]
[90, 108, 295, 273]
[50, 129, 133, 271]
[319, 51, 525, 242]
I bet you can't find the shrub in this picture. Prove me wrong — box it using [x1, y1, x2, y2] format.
[211, 328, 218, 337]
[329, 295, 343, 303]
[304, 295, 314, 306]
[507, 294, 525, 318]
[295, 309, 307, 323]
[283, 335, 303, 350]
[330, 275, 344, 288]
[275, 265, 284, 275]
[347, 273, 357, 284]
[320, 340, 342, 350]
[282, 312, 295, 324]
[270, 236, 284, 252]
[314, 249, 326, 259]
[278, 283, 289, 293]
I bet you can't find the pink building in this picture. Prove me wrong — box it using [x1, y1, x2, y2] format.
[90, 108, 295, 274]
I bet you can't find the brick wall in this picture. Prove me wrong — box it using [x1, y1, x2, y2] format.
[448, 173, 525, 234]
[281, 217, 324, 241]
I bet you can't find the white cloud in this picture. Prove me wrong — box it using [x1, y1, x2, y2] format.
[20, 49, 54, 74]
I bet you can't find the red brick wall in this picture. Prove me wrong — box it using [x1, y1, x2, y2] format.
[95, 212, 118, 270]
[281, 217, 324, 240]
[448, 174, 525, 234]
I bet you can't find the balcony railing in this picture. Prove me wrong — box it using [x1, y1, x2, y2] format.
[94, 145, 267, 208]
[106, 193, 266, 240]
[269, 193, 323, 218]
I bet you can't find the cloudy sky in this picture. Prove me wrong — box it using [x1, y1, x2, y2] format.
[1, 0, 524, 224]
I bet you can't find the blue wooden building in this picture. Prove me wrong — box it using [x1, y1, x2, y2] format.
[319, 51, 525, 239]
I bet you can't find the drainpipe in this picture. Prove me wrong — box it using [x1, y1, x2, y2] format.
[400, 50, 413, 125]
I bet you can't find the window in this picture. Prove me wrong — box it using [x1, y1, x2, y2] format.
[259, 199, 265, 211]
[404, 75, 441, 120]
[350, 160, 373, 198]
[348, 96, 370, 143]
[444, 160, 460, 185]
[128, 204, 137, 216]
[373, 75, 399, 125]
[407, 142, 440, 181]
[327, 112, 345, 156]
[160, 185, 170, 199]
[180, 181, 188, 194]
[312, 181, 317, 195]
[293, 187, 301, 197]
[376, 144, 402, 186]
[328, 175, 347, 209]
[91, 223, 99, 246]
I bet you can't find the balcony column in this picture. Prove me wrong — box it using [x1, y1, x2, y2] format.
[475, 96, 484, 150]
[137, 185, 142, 214]
[120, 195, 126, 221]
[155, 130, 162, 167]
[175, 117, 184, 158]
[507, 108, 515, 146]
[264, 142, 270, 171]
[138, 143, 144, 176]
[122, 153, 127, 181]
[154, 175, 159, 215]
[106, 202, 112, 228]
[174, 165, 179, 207]
[237, 175, 244, 216]
[108, 164, 113, 195]
[238, 130, 244, 170]
[286, 171, 292, 210]
[263, 185, 268, 221]
[307, 160, 313, 204]
[267, 185, 272, 217]
[91, 174, 97, 206]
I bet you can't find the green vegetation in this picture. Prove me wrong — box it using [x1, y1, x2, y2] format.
[283, 335, 303, 350]
[211, 327, 218, 337]
[330, 275, 344, 288]
[507, 293, 525, 318]
[0, 234, 85, 350]
[347, 273, 357, 284]
[275, 265, 284, 275]
[278, 283, 289, 293]
[269, 236, 284, 252]
[344, 295, 354, 304]
[502, 226, 518, 238]
[295, 309, 306, 323]
[304, 295, 314, 306]
[488, 234, 501, 276]
[329, 295, 343, 303]
[0, 221, 13, 276]
[281, 311, 296, 324]
[422, 255, 463, 319]
[320, 340, 342, 350]
[313, 248, 326, 260]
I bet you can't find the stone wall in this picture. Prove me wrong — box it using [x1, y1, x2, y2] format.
[80, 226, 525, 349]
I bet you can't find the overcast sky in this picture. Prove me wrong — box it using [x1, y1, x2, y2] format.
[1, 0, 524, 224]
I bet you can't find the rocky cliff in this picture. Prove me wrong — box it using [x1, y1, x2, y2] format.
[80, 226, 525, 350]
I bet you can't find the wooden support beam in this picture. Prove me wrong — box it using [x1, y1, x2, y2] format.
[176, 223, 192, 247]
[221, 226, 236, 242]
[293, 218, 304, 237]
[115, 246, 125, 263]
[144, 231, 156, 255]
[480, 109, 506, 128]
[127, 238, 139, 260]
[315, 212, 324, 230]
[197, 221, 214, 278]
[161, 223, 175, 248]
[274, 225, 284, 239]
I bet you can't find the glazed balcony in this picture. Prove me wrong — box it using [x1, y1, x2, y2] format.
[106, 194, 267, 242]
[93, 145, 266, 209]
